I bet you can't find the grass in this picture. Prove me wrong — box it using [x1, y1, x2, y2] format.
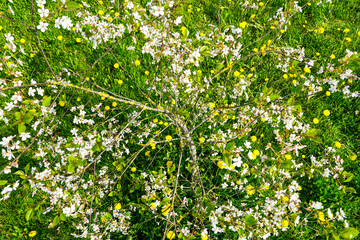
[0, 0, 359, 239]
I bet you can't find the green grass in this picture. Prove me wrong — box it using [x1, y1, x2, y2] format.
[0, 0, 359, 239]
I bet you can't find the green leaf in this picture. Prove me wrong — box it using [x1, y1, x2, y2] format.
[53, 215, 60, 227]
[280, 160, 295, 169]
[14, 112, 21, 120]
[343, 171, 355, 183]
[225, 141, 235, 151]
[67, 164, 75, 173]
[13, 170, 25, 175]
[269, 94, 279, 100]
[340, 228, 359, 239]
[68, 156, 75, 163]
[108, 191, 114, 197]
[25, 164, 30, 174]
[181, 26, 189, 38]
[42, 96, 52, 107]
[60, 213, 67, 221]
[332, 232, 340, 240]
[311, 136, 323, 144]
[0, 180, 8, 185]
[245, 215, 257, 225]
[105, 212, 112, 221]
[66, 1, 82, 9]
[23, 112, 34, 124]
[306, 128, 320, 137]
[25, 208, 34, 222]
[346, 187, 357, 194]
[18, 124, 26, 134]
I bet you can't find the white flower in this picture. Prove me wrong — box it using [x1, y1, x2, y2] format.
[311, 201, 323, 210]
[174, 16, 183, 25]
[28, 87, 36, 96]
[36, 87, 44, 96]
[151, 6, 164, 17]
[5, 33, 14, 42]
[4, 102, 15, 111]
[244, 140, 252, 149]
[0, 136, 14, 147]
[19, 132, 31, 141]
[38, 8, 49, 17]
[37, 21, 49, 32]
[36, 0, 46, 7]
[3, 165, 11, 174]
[327, 208, 333, 219]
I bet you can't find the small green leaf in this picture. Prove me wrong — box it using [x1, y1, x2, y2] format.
[18, 124, 26, 134]
[245, 215, 257, 225]
[0, 180, 8, 185]
[340, 228, 359, 239]
[269, 94, 279, 100]
[346, 187, 357, 194]
[181, 26, 189, 38]
[60, 213, 67, 221]
[67, 164, 75, 173]
[306, 129, 320, 137]
[53, 215, 60, 227]
[14, 112, 21, 120]
[24, 164, 30, 174]
[66, 1, 82, 9]
[25, 208, 34, 222]
[13, 170, 25, 175]
[23, 112, 34, 124]
[42, 96, 52, 107]
[108, 191, 114, 197]
[225, 141, 235, 151]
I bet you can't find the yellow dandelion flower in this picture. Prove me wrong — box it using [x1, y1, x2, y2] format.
[165, 135, 172, 141]
[245, 185, 255, 195]
[167, 231, 175, 240]
[29, 231, 37, 237]
[323, 110, 330, 116]
[330, 54, 335, 59]
[118, 80, 123, 84]
[335, 142, 341, 148]
[239, 21, 248, 28]
[234, 71, 240, 77]
[318, 211, 325, 222]
[135, 60, 141, 66]
[98, 10, 104, 15]
[115, 203, 121, 209]
[76, 38, 81, 43]
[57, 35, 63, 41]
[20, 38, 25, 43]
[281, 220, 289, 228]
[350, 155, 357, 161]
[105, 106, 110, 110]
[114, 63, 119, 68]
[304, 67, 311, 73]
[131, 167, 136, 172]
[313, 118, 319, 124]
[344, 28, 350, 33]
[251, 136, 257, 142]
[217, 161, 225, 169]
[318, 27, 324, 33]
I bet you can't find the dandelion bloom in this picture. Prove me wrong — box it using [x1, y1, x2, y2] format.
[323, 110, 330, 116]
[29, 231, 37, 237]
